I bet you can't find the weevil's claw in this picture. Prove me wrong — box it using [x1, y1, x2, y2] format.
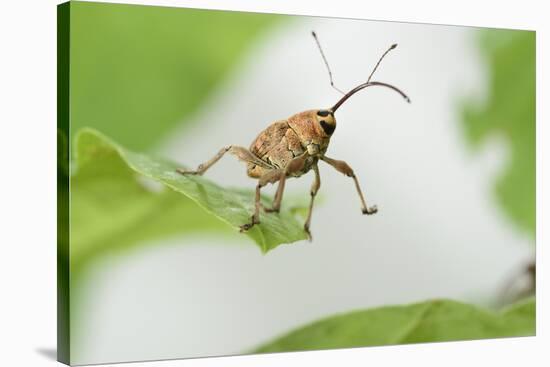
[239, 223, 252, 232]
[239, 216, 259, 232]
[176, 168, 199, 175]
[177, 164, 207, 175]
[362, 205, 378, 215]
[304, 226, 313, 242]
[264, 206, 280, 213]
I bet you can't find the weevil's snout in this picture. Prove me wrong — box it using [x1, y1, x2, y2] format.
[316, 109, 336, 136]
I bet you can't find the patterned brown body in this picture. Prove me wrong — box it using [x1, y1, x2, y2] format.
[247, 110, 332, 179]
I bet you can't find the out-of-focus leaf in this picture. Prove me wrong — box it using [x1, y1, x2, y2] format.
[71, 137, 230, 279]
[254, 298, 535, 352]
[57, 129, 69, 176]
[463, 30, 535, 235]
[70, 1, 279, 150]
[71, 129, 308, 272]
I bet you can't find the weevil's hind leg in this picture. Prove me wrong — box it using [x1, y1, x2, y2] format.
[240, 169, 284, 232]
[264, 153, 309, 213]
[177, 145, 267, 176]
[303, 164, 321, 241]
[321, 156, 378, 215]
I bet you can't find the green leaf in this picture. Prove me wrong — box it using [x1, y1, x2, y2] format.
[254, 298, 535, 352]
[70, 1, 280, 150]
[71, 128, 308, 274]
[462, 30, 535, 235]
[57, 129, 69, 176]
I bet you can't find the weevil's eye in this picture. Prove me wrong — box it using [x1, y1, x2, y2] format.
[315, 110, 336, 136]
[319, 119, 336, 135]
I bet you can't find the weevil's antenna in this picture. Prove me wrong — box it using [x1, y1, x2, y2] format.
[311, 31, 345, 95]
[331, 81, 410, 112]
[366, 43, 398, 83]
[330, 43, 409, 112]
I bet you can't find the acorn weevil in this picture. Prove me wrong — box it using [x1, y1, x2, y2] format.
[177, 31, 410, 239]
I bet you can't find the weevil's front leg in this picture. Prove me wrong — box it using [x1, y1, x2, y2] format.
[240, 169, 284, 232]
[264, 152, 309, 213]
[176, 146, 230, 175]
[303, 164, 321, 240]
[177, 145, 270, 175]
[321, 156, 378, 215]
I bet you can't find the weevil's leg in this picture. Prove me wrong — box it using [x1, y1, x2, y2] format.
[303, 164, 321, 240]
[176, 146, 230, 175]
[177, 145, 270, 176]
[321, 156, 378, 215]
[240, 169, 284, 232]
[263, 172, 286, 213]
[264, 153, 309, 213]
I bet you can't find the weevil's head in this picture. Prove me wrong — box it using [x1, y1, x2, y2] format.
[309, 82, 409, 139]
[315, 109, 336, 137]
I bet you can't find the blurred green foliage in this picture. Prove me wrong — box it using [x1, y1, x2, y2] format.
[71, 129, 308, 276]
[463, 30, 535, 236]
[255, 297, 535, 352]
[70, 129, 230, 280]
[70, 1, 279, 150]
[57, 128, 70, 361]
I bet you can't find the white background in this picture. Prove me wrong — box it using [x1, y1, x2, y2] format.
[0, 0, 547, 366]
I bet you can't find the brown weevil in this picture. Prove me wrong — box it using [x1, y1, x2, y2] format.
[177, 31, 410, 239]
